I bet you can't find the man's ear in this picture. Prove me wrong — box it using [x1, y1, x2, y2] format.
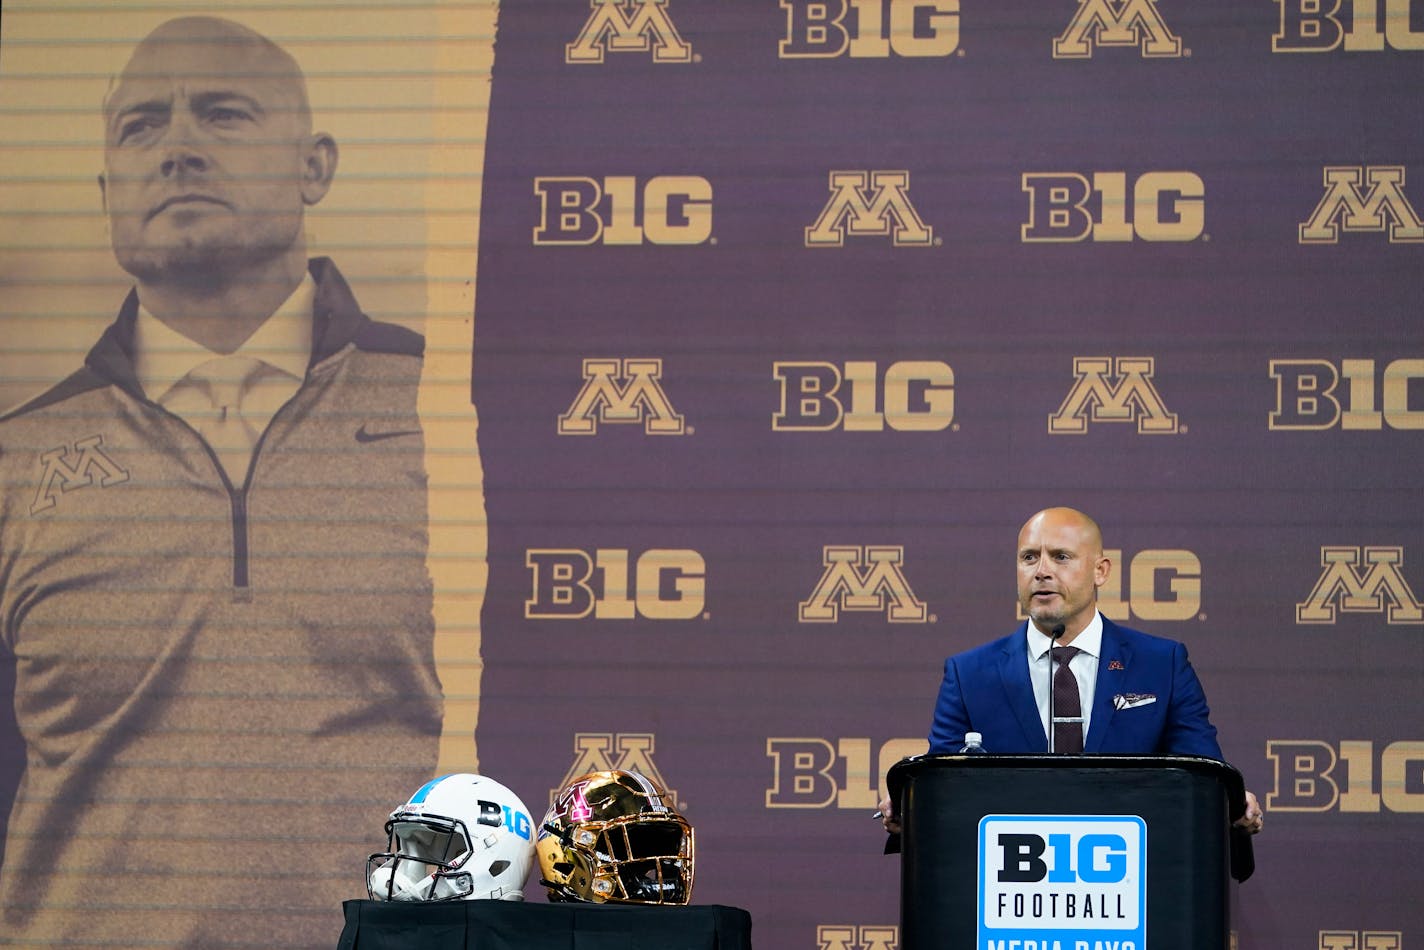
[1093, 554, 1112, 591]
[300, 133, 339, 205]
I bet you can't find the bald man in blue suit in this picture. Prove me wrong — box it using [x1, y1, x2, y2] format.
[880, 507, 1262, 835]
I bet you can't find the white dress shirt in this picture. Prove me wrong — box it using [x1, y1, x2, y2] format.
[134, 274, 315, 436]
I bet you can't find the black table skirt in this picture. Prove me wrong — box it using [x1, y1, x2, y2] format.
[337, 899, 753, 950]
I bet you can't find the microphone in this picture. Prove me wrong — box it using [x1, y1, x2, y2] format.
[1047, 623, 1065, 752]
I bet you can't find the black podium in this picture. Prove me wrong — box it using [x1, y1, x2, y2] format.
[886, 753, 1248, 950]
[336, 899, 753, 950]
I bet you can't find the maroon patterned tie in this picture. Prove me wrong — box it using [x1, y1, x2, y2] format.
[1051, 645, 1084, 754]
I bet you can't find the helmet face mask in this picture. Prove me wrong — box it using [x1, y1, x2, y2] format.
[537, 770, 694, 905]
[367, 774, 535, 902]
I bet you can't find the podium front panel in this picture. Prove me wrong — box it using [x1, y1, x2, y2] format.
[896, 756, 1232, 950]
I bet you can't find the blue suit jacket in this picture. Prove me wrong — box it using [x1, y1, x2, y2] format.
[927, 618, 1222, 758]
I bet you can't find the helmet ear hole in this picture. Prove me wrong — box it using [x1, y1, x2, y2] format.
[488, 859, 510, 877]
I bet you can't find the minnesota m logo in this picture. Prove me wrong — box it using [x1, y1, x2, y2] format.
[551, 733, 679, 805]
[566, 0, 693, 64]
[1299, 166, 1424, 243]
[1053, 0, 1183, 58]
[31, 434, 129, 514]
[1049, 357, 1179, 434]
[800, 546, 928, 623]
[817, 925, 900, 950]
[1297, 546, 1424, 624]
[558, 358, 686, 435]
[806, 171, 934, 248]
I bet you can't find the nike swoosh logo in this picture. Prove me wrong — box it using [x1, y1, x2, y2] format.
[354, 424, 421, 443]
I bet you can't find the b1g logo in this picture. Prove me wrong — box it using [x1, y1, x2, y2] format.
[1053, 0, 1183, 58]
[566, 0, 693, 63]
[815, 925, 899, 950]
[559, 358, 687, 435]
[806, 171, 935, 247]
[779, 0, 960, 58]
[534, 176, 713, 245]
[1299, 167, 1424, 243]
[1049, 357, 1180, 435]
[799, 546, 929, 623]
[1275, 0, 1424, 52]
[1266, 740, 1424, 813]
[765, 737, 928, 808]
[474, 798, 533, 840]
[1270, 359, 1424, 431]
[1017, 549, 1202, 623]
[525, 548, 706, 619]
[773, 360, 954, 431]
[980, 816, 1145, 950]
[552, 733, 681, 807]
[1296, 546, 1424, 624]
[406, 779, 533, 840]
[1021, 172, 1204, 242]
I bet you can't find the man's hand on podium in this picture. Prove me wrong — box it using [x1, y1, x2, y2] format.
[1235, 790, 1264, 834]
[874, 794, 900, 835]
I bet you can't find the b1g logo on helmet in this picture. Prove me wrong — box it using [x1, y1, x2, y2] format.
[566, 0, 694, 64]
[551, 733, 680, 807]
[799, 546, 929, 623]
[1049, 357, 1180, 435]
[1275, 0, 1424, 52]
[1053, 0, 1184, 58]
[805, 171, 935, 248]
[1298, 167, 1424, 243]
[472, 797, 534, 840]
[779, 0, 960, 58]
[559, 358, 687, 435]
[1296, 546, 1424, 624]
[534, 176, 713, 246]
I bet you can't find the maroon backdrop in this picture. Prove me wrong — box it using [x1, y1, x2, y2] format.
[471, 2, 1424, 949]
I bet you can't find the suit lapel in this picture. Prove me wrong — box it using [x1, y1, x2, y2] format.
[1085, 618, 1132, 753]
[1000, 623, 1048, 752]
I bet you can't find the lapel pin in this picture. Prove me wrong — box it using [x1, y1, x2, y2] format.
[1108, 659, 1124, 670]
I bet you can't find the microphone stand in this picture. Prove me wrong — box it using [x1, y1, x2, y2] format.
[1047, 623, 1066, 752]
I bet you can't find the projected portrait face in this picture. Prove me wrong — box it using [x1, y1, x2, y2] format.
[99, 16, 335, 283]
[1016, 508, 1110, 636]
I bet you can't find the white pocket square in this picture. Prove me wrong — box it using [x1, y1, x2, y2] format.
[1113, 693, 1157, 710]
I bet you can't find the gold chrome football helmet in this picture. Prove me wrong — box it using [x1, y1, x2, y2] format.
[536, 769, 694, 905]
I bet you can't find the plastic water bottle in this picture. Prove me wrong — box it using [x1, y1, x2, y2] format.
[959, 732, 986, 754]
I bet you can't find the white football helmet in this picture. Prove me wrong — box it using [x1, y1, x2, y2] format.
[367, 773, 535, 902]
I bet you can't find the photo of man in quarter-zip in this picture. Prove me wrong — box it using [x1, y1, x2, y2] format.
[0, 16, 440, 946]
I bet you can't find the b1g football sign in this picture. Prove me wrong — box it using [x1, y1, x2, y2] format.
[978, 815, 1146, 950]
